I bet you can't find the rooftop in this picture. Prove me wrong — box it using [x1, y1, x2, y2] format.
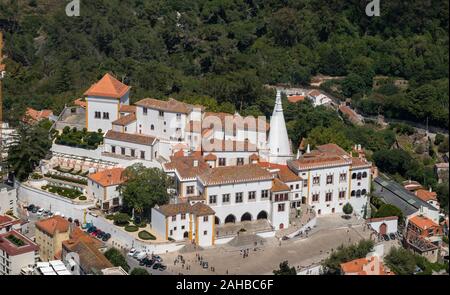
[135, 98, 198, 114]
[24, 107, 53, 123]
[84, 73, 130, 98]
[111, 113, 136, 126]
[199, 164, 273, 186]
[35, 216, 70, 237]
[88, 167, 126, 187]
[0, 230, 39, 256]
[164, 155, 210, 180]
[156, 202, 215, 217]
[340, 256, 393, 275]
[415, 189, 437, 202]
[271, 178, 290, 192]
[105, 130, 157, 146]
[409, 215, 439, 231]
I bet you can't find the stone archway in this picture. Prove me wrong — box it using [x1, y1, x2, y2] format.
[257, 210, 268, 220]
[241, 212, 252, 222]
[225, 214, 236, 224]
[215, 216, 220, 225]
[183, 231, 189, 239]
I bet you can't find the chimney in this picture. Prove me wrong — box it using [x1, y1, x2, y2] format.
[306, 144, 311, 154]
[296, 149, 301, 160]
[193, 160, 198, 167]
[429, 186, 432, 192]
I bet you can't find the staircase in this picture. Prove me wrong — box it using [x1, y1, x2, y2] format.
[228, 233, 265, 248]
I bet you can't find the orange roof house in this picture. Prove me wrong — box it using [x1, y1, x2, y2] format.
[415, 189, 437, 202]
[73, 98, 87, 108]
[84, 73, 130, 98]
[88, 167, 126, 187]
[23, 107, 53, 124]
[35, 216, 70, 237]
[287, 95, 305, 103]
[340, 256, 394, 275]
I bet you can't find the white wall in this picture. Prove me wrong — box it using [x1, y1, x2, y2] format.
[151, 208, 167, 240]
[0, 187, 17, 216]
[368, 219, 398, 234]
[104, 138, 154, 161]
[196, 215, 214, 247]
[87, 96, 120, 133]
[136, 106, 187, 141]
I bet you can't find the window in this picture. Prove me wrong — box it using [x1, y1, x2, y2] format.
[170, 230, 173, 235]
[143, 107, 148, 115]
[151, 124, 154, 130]
[362, 189, 367, 195]
[295, 193, 299, 199]
[131, 149, 135, 157]
[103, 112, 109, 119]
[312, 194, 319, 202]
[313, 176, 320, 185]
[94, 111, 101, 119]
[303, 181, 307, 187]
[222, 194, 230, 203]
[278, 204, 285, 212]
[209, 195, 217, 204]
[181, 214, 186, 220]
[186, 186, 195, 195]
[171, 216, 176, 222]
[248, 191, 256, 201]
[176, 113, 181, 120]
[296, 184, 300, 189]
[237, 158, 244, 166]
[203, 230, 208, 235]
[159, 111, 164, 117]
[111, 146, 116, 153]
[357, 173, 362, 180]
[140, 151, 145, 159]
[351, 190, 355, 197]
[218, 158, 226, 166]
[356, 190, 361, 197]
[326, 175, 333, 184]
[340, 173, 347, 182]
[203, 216, 209, 222]
[325, 192, 332, 202]
[290, 185, 294, 190]
[261, 190, 269, 199]
[235, 192, 243, 203]
[173, 227, 177, 231]
[339, 191, 346, 199]
[121, 147, 125, 155]
[352, 173, 357, 179]
[362, 172, 368, 178]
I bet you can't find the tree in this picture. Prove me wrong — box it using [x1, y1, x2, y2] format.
[6, 123, 52, 181]
[342, 203, 353, 216]
[373, 204, 403, 223]
[322, 239, 374, 274]
[384, 247, 416, 275]
[104, 248, 130, 272]
[435, 182, 449, 214]
[119, 164, 172, 219]
[306, 126, 353, 151]
[130, 267, 150, 275]
[113, 213, 130, 226]
[273, 261, 296, 275]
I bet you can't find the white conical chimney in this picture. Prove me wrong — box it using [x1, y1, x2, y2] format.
[267, 90, 292, 164]
[306, 144, 311, 153]
[296, 149, 300, 160]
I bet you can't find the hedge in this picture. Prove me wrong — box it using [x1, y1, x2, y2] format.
[44, 173, 88, 185]
[125, 225, 139, 232]
[78, 196, 87, 201]
[138, 230, 156, 240]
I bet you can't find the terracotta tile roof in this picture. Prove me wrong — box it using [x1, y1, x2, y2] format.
[135, 98, 195, 114]
[258, 162, 302, 182]
[63, 237, 112, 273]
[340, 256, 393, 275]
[73, 98, 87, 108]
[88, 167, 125, 187]
[316, 144, 349, 156]
[339, 105, 361, 122]
[289, 152, 350, 170]
[84, 73, 130, 98]
[0, 230, 39, 256]
[271, 178, 290, 192]
[415, 189, 437, 202]
[249, 153, 259, 161]
[24, 107, 53, 123]
[351, 157, 372, 169]
[203, 139, 257, 153]
[35, 216, 70, 237]
[156, 202, 214, 217]
[199, 164, 273, 186]
[203, 153, 217, 161]
[308, 90, 321, 97]
[409, 215, 439, 230]
[112, 113, 136, 126]
[164, 155, 210, 179]
[287, 95, 305, 103]
[0, 215, 21, 229]
[105, 130, 156, 146]
[366, 216, 398, 223]
[119, 105, 136, 113]
[0, 215, 13, 224]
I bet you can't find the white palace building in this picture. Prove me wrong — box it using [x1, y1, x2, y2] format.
[70, 73, 372, 247]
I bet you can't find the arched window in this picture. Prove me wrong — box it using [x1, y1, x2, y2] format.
[151, 124, 154, 130]
[352, 173, 357, 179]
[351, 190, 355, 197]
[362, 172, 368, 178]
[362, 189, 367, 195]
[357, 172, 362, 180]
[356, 190, 361, 197]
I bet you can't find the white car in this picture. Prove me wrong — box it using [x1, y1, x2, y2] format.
[127, 248, 136, 257]
[37, 208, 45, 216]
[135, 252, 147, 260]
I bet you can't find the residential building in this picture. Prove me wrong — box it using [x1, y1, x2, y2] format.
[85, 73, 131, 133]
[35, 216, 71, 261]
[340, 255, 394, 275]
[0, 230, 39, 275]
[307, 90, 332, 107]
[366, 216, 398, 235]
[151, 202, 215, 247]
[87, 167, 125, 212]
[23, 107, 54, 124]
[0, 215, 21, 234]
[0, 183, 17, 216]
[414, 188, 440, 210]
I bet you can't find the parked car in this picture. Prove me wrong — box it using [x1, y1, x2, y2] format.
[133, 251, 142, 258]
[74, 219, 80, 226]
[152, 263, 162, 269]
[27, 204, 35, 211]
[152, 255, 163, 263]
[31, 207, 39, 214]
[102, 233, 111, 242]
[202, 262, 208, 269]
[91, 229, 100, 236]
[389, 233, 396, 240]
[87, 226, 97, 233]
[127, 248, 137, 257]
[48, 212, 54, 217]
[96, 231, 105, 239]
[37, 208, 45, 216]
[158, 264, 167, 271]
[382, 234, 389, 241]
[136, 252, 147, 260]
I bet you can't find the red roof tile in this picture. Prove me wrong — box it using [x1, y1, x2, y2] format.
[88, 168, 125, 187]
[35, 216, 70, 237]
[84, 73, 130, 98]
[0, 230, 39, 256]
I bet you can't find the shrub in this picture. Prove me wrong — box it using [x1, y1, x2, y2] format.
[31, 173, 43, 180]
[136, 222, 147, 228]
[138, 230, 156, 240]
[125, 225, 139, 232]
[78, 196, 87, 201]
[343, 203, 353, 215]
[113, 213, 130, 226]
[106, 214, 115, 220]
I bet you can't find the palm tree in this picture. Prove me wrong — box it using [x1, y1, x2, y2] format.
[7, 123, 52, 181]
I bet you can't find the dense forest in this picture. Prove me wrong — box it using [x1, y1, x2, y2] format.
[0, 0, 448, 128]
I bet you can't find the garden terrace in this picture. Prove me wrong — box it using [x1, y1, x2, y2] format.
[6, 234, 26, 247]
[41, 184, 83, 200]
[55, 127, 103, 150]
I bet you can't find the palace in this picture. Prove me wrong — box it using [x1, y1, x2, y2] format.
[62, 73, 372, 247]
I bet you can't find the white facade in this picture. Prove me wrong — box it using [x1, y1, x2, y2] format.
[87, 96, 125, 133]
[0, 231, 39, 275]
[367, 217, 398, 234]
[0, 184, 17, 216]
[86, 180, 121, 211]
